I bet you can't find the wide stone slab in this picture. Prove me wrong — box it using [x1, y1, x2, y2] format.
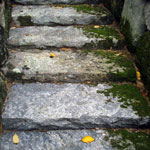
[8, 26, 125, 49]
[2, 83, 150, 130]
[2, 50, 136, 82]
[1, 129, 150, 150]
[12, 5, 113, 26]
[14, 0, 98, 4]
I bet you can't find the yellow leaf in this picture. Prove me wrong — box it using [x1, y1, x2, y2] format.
[50, 53, 55, 58]
[81, 136, 95, 143]
[57, 6, 62, 9]
[13, 133, 19, 144]
[136, 71, 141, 80]
[94, 25, 100, 29]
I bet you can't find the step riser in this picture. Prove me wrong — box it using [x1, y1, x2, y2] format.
[12, 5, 114, 26]
[8, 26, 125, 50]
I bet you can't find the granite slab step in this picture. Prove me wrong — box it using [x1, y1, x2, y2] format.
[8, 26, 125, 49]
[1, 129, 150, 150]
[1, 50, 136, 82]
[12, 5, 114, 26]
[14, 0, 99, 5]
[2, 82, 150, 130]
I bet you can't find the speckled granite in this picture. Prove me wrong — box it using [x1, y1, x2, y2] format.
[8, 26, 124, 49]
[2, 50, 132, 82]
[12, 5, 113, 26]
[2, 83, 150, 130]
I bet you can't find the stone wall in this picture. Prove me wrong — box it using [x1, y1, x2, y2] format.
[0, 2, 8, 115]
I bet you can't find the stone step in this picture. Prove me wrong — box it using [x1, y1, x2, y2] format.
[8, 26, 125, 49]
[1, 129, 150, 150]
[2, 50, 136, 82]
[14, 0, 99, 5]
[12, 5, 114, 26]
[2, 82, 150, 130]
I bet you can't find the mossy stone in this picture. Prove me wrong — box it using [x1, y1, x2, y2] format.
[98, 83, 150, 117]
[136, 31, 150, 94]
[105, 129, 150, 150]
[18, 16, 34, 26]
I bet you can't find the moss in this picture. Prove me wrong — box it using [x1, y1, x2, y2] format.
[136, 32, 150, 95]
[120, 18, 135, 52]
[92, 50, 136, 82]
[82, 25, 125, 49]
[105, 129, 150, 150]
[4, 0, 12, 39]
[0, 74, 7, 115]
[18, 16, 34, 26]
[98, 84, 150, 117]
[70, 4, 110, 15]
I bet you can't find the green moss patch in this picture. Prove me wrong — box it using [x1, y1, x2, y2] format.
[82, 25, 125, 49]
[98, 84, 150, 117]
[85, 50, 136, 82]
[18, 16, 34, 26]
[105, 129, 150, 150]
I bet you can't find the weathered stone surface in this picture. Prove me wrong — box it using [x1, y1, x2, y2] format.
[121, 0, 146, 46]
[144, 1, 150, 31]
[14, 0, 98, 4]
[2, 83, 150, 130]
[12, 5, 113, 26]
[1, 129, 150, 150]
[8, 26, 125, 49]
[1, 50, 136, 82]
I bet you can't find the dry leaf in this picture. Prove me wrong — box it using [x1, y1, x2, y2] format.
[57, 6, 62, 9]
[25, 33, 30, 36]
[60, 48, 72, 51]
[136, 71, 141, 80]
[81, 136, 95, 143]
[94, 25, 100, 29]
[86, 81, 91, 84]
[50, 53, 55, 58]
[13, 133, 19, 144]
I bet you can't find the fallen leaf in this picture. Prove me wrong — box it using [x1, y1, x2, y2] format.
[57, 6, 62, 9]
[13, 133, 19, 144]
[94, 25, 100, 29]
[25, 33, 30, 36]
[50, 53, 55, 58]
[136, 71, 141, 80]
[86, 81, 91, 84]
[81, 136, 95, 143]
[60, 48, 72, 51]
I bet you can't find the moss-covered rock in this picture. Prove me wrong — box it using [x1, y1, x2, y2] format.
[136, 31, 150, 94]
[0, 73, 7, 115]
[84, 50, 136, 82]
[97, 83, 150, 117]
[105, 129, 150, 150]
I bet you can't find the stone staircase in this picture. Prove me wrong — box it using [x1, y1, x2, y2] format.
[1, 0, 150, 149]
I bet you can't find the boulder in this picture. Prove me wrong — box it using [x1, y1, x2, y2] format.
[144, 1, 150, 31]
[121, 0, 146, 48]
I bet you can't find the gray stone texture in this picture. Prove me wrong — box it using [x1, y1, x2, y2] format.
[12, 5, 113, 26]
[0, 129, 140, 150]
[2, 83, 150, 130]
[2, 50, 129, 82]
[121, 0, 146, 46]
[14, 0, 91, 4]
[8, 26, 124, 49]
[144, 1, 150, 31]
